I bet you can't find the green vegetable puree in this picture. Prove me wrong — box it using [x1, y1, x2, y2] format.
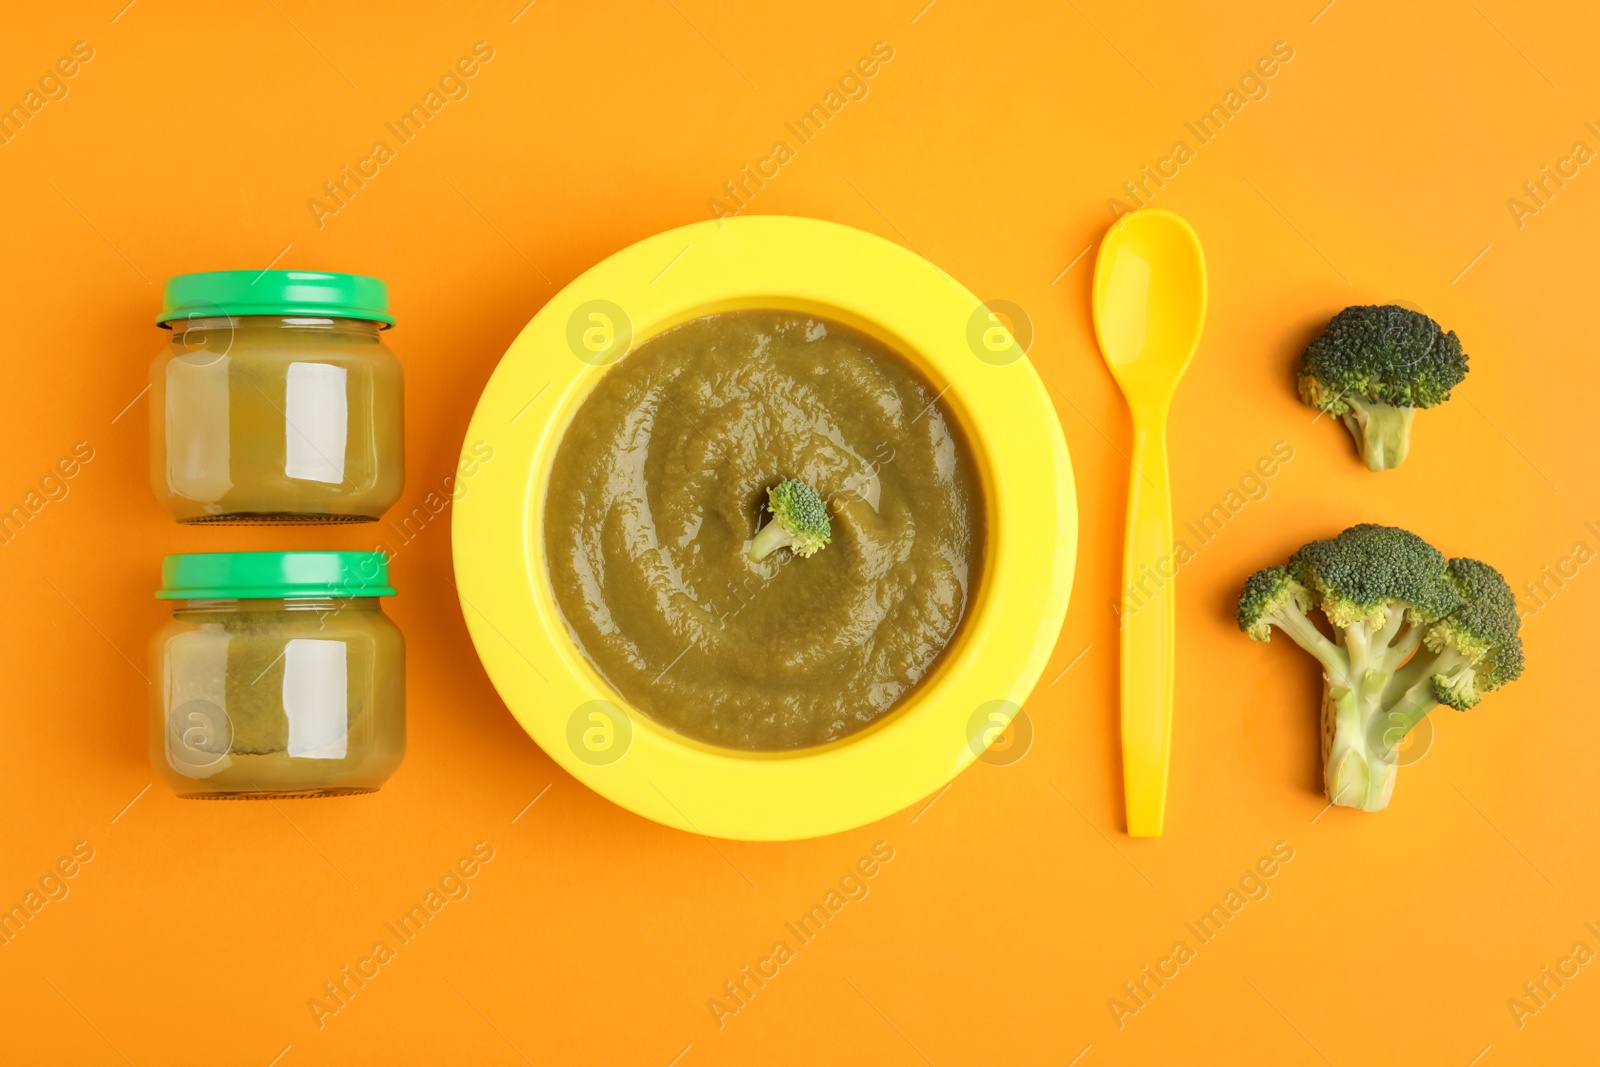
[544, 310, 985, 750]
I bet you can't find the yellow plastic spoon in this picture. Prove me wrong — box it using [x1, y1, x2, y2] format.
[1091, 209, 1207, 838]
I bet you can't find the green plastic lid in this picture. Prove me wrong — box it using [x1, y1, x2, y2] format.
[157, 552, 395, 600]
[156, 270, 395, 328]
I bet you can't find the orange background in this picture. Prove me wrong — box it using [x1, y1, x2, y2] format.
[2, 1, 1597, 1063]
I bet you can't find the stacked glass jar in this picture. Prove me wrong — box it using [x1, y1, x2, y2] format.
[148, 271, 407, 799]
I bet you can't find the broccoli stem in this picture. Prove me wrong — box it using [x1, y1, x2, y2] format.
[1268, 602, 1348, 678]
[1383, 621, 1424, 671]
[1381, 677, 1440, 744]
[1321, 622, 1455, 811]
[748, 520, 795, 562]
[1341, 398, 1415, 472]
[1311, 615, 1473, 811]
[1382, 644, 1465, 706]
[1372, 606, 1407, 652]
[1321, 675, 1399, 812]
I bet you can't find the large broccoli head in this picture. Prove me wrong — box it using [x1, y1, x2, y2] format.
[1234, 524, 1523, 813]
[1298, 305, 1469, 472]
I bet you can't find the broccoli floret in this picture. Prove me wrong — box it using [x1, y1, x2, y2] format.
[1391, 558, 1525, 712]
[1236, 565, 1341, 667]
[1298, 305, 1469, 471]
[1236, 525, 1522, 812]
[748, 478, 832, 561]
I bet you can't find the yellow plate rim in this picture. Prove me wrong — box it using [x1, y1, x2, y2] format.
[452, 215, 1076, 840]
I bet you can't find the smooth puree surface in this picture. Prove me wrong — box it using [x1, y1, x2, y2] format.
[544, 310, 985, 750]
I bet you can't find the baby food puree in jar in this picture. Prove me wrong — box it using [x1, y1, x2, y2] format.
[150, 270, 404, 524]
[150, 551, 405, 799]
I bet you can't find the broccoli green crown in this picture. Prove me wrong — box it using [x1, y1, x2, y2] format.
[1236, 565, 1311, 641]
[765, 478, 831, 557]
[1290, 524, 1459, 629]
[1426, 557, 1525, 707]
[1297, 304, 1468, 414]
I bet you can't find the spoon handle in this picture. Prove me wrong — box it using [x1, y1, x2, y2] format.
[1121, 419, 1174, 837]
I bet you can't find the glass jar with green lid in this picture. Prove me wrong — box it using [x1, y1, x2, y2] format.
[150, 551, 405, 799]
[150, 270, 404, 524]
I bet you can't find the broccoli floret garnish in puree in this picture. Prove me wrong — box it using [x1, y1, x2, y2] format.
[1237, 524, 1523, 812]
[1298, 304, 1469, 471]
[748, 478, 832, 561]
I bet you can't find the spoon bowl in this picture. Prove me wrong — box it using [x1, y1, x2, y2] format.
[1092, 209, 1207, 837]
[1094, 211, 1207, 410]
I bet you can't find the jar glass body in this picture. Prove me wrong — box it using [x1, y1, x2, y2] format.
[150, 316, 404, 523]
[149, 597, 405, 798]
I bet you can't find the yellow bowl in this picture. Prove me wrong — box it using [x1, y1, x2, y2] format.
[452, 216, 1076, 840]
